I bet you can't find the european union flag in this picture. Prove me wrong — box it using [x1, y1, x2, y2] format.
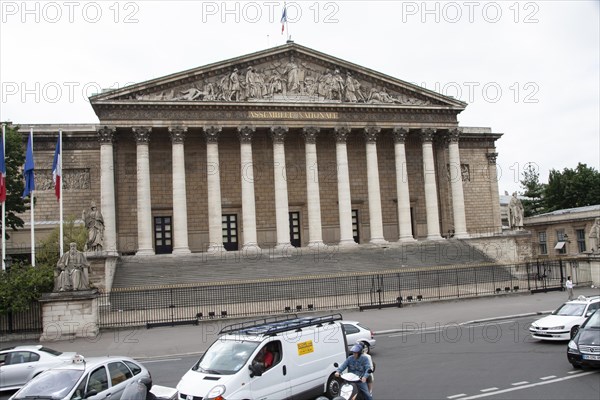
[22, 132, 35, 198]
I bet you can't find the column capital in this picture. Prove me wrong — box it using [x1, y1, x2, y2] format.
[448, 128, 462, 143]
[203, 126, 221, 143]
[486, 152, 498, 164]
[420, 128, 436, 142]
[132, 127, 152, 144]
[97, 126, 116, 144]
[270, 126, 288, 143]
[169, 126, 188, 144]
[392, 127, 409, 143]
[238, 125, 255, 142]
[364, 126, 381, 142]
[302, 127, 320, 144]
[334, 126, 351, 142]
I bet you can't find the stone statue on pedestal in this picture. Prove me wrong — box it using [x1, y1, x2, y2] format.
[589, 218, 600, 254]
[83, 201, 104, 252]
[54, 242, 90, 292]
[508, 192, 524, 230]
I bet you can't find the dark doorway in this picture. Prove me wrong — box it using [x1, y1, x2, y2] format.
[289, 211, 301, 247]
[154, 216, 173, 254]
[222, 214, 239, 251]
[352, 209, 360, 244]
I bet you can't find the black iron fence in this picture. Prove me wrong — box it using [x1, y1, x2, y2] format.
[0, 302, 42, 334]
[97, 259, 587, 329]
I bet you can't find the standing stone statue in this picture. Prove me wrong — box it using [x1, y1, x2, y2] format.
[589, 217, 600, 254]
[83, 201, 104, 252]
[508, 192, 524, 230]
[54, 242, 90, 292]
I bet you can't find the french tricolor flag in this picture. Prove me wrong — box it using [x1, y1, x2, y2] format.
[280, 3, 287, 34]
[0, 134, 6, 203]
[52, 136, 61, 201]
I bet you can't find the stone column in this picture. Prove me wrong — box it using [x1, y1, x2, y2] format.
[271, 126, 291, 250]
[132, 127, 154, 256]
[393, 127, 415, 242]
[486, 152, 502, 235]
[238, 126, 260, 251]
[170, 127, 191, 254]
[334, 127, 357, 246]
[421, 128, 443, 240]
[364, 127, 387, 244]
[303, 127, 324, 247]
[97, 127, 118, 256]
[204, 126, 224, 252]
[447, 129, 469, 239]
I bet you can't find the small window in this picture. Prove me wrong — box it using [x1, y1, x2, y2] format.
[343, 324, 360, 335]
[108, 362, 133, 386]
[538, 231, 547, 255]
[556, 230, 567, 254]
[124, 360, 142, 376]
[576, 229, 586, 253]
[88, 366, 109, 394]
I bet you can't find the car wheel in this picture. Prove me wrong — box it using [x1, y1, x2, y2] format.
[570, 362, 581, 369]
[361, 342, 371, 354]
[570, 326, 580, 339]
[326, 373, 341, 398]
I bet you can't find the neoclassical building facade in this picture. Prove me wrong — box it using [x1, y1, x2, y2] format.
[12, 43, 503, 256]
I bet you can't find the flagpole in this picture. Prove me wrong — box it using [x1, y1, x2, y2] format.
[1, 123, 5, 271]
[29, 128, 35, 267]
[59, 130, 63, 257]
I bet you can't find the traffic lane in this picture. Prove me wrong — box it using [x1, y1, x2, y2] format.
[372, 316, 599, 400]
[141, 354, 198, 388]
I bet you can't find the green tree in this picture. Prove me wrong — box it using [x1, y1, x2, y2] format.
[519, 163, 547, 216]
[544, 163, 600, 212]
[1, 123, 28, 237]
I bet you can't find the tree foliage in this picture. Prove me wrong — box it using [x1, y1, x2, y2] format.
[1, 123, 28, 237]
[519, 163, 546, 217]
[544, 163, 600, 212]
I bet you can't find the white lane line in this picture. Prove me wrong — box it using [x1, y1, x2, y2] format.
[142, 358, 182, 363]
[447, 394, 466, 399]
[460, 371, 598, 399]
[480, 387, 498, 392]
[539, 375, 556, 380]
[511, 381, 529, 386]
[567, 370, 583, 374]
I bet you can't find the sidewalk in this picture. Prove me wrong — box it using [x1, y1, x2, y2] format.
[3, 288, 599, 359]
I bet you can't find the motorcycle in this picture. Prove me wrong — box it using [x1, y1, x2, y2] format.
[331, 372, 369, 400]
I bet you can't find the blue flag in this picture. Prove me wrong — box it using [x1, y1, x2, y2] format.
[22, 132, 35, 198]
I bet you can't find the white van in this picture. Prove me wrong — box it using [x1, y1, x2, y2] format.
[176, 314, 348, 400]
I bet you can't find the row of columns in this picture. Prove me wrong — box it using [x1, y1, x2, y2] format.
[97, 126, 469, 255]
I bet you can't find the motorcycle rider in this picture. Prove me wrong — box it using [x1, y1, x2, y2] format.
[335, 343, 373, 400]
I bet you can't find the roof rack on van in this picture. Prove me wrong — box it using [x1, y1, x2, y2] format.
[219, 314, 343, 336]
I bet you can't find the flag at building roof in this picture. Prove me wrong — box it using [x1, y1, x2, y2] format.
[52, 135, 61, 201]
[280, 3, 287, 34]
[22, 132, 35, 198]
[0, 134, 6, 203]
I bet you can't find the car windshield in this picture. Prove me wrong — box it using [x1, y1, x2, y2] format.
[192, 339, 260, 375]
[582, 311, 600, 329]
[39, 347, 63, 356]
[552, 303, 586, 316]
[13, 369, 83, 400]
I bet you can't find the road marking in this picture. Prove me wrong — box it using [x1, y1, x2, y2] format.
[142, 358, 182, 363]
[480, 387, 498, 392]
[539, 376, 556, 380]
[460, 371, 598, 399]
[511, 381, 529, 386]
[567, 370, 583, 374]
[447, 394, 466, 399]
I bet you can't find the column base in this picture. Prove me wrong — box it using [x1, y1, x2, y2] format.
[338, 239, 358, 247]
[206, 244, 225, 254]
[172, 247, 191, 255]
[308, 240, 325, 248]
[453, 231, 470, 239]
[242, 243, 262, 252]
[369, 238, 388, 245]
[274, 243, 292, 252]
[398, 236, 417, 243]
[136, 248, 155, 256]
[425, 235, 445, 241]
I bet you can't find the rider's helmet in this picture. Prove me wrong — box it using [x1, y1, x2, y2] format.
[350, 343, 363, 353]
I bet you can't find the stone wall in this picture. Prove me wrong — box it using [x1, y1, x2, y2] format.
[39, 291, 99, 341]
[467, 231, 533, 264]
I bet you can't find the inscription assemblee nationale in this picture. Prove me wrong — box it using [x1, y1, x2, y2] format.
[248, 111, 339, 120]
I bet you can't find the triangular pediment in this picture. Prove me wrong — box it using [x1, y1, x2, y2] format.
[90, 43, 466, 110]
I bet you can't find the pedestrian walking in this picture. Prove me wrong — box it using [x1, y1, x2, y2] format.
[566, 276, 574, 300]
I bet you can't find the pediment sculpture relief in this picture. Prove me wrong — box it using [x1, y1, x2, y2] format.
[129, 56, 431, 106]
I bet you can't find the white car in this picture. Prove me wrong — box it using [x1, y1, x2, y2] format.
[0, 345, 77, 391]
[341, 321, 376, 353]
[529, 295, 600, 341]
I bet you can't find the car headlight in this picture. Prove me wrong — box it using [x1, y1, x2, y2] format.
[568, 340, 579, 353]
[207, 385, 226, 400]
[549, 326, 565, 330]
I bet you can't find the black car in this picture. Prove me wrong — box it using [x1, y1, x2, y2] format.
[567, 310, 600, 368]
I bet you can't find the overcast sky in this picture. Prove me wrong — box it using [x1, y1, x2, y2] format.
[1, 0, 598, 196]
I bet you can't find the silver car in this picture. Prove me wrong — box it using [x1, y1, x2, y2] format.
[341, 320, 376, 353]
[9, 355, 152, 400]
[0, 345, 77, 391]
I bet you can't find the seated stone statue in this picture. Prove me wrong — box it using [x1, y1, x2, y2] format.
[54, 242, 91, 292]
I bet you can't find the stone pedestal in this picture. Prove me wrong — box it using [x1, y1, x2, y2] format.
[86, 251, 118, 293]
[39, 290, 99, 341]
[589, 254, 600, 287]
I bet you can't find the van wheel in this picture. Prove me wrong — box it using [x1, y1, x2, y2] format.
[326, 374, 341, 398]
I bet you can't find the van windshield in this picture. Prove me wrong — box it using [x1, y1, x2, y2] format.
[193, 339, 260, 375]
